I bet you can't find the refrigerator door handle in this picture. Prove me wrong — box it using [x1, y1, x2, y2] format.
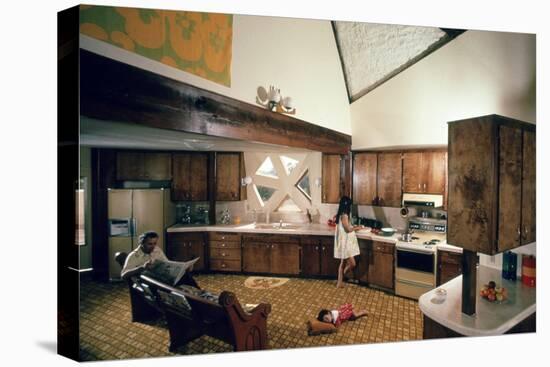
[131, 218, 137, 238]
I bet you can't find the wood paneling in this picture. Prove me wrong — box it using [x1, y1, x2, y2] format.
[437, 250, 462, 286]
[216, 153, 241, 201]
[271, 243, 300, 275]
[521, 130, 536, 245]
[322, 154, 341, 203]
[498, 125, 523, 252]
[448, 115, 535, 255]
[368, 241, 394, 289]
[242, 243, 271, 273]
[301, 243, 321, 276]
[402, 152, 423, 193]
[448, 117, 497, 254]
[80, 50, 351, 154]
[424, 151, 447, 194]
[172, 153, 208, 201]
[116, 151, 171, 181]
[353, 153, 377, 205]
[377, 152, 402, 207]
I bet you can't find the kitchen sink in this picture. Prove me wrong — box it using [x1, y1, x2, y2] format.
[236, 223, 304, 230]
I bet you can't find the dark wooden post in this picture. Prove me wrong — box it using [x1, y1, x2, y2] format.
[461, 249, 478, 315]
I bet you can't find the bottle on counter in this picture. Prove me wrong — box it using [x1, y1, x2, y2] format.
[521, 255, 536, 287]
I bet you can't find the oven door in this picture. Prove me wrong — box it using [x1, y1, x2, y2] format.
[396, 249, 435, 274]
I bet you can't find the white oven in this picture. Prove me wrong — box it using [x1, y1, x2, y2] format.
[395, 247, 436, 299]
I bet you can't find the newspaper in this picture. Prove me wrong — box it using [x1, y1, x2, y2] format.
[142, 257, 200, 286]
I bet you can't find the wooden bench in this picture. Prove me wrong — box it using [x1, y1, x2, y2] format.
[140, 274, 272, 352]
[115, 251, 200, 323]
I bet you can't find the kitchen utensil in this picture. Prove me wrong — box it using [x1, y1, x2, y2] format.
[381, 228, 396, 236]
[400, 206, 409, 218]
[400, 231, 414, 242]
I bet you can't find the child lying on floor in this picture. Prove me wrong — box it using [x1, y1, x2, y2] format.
[317, 303, 367, 327]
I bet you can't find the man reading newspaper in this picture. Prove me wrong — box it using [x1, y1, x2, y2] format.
[121, 231, 199, 288]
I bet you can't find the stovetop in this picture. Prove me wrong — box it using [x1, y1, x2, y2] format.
[396, 232, 446, 253]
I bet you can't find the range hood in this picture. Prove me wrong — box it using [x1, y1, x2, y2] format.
[402, 193, 444, 208]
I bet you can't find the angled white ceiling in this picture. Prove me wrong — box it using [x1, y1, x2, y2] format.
[333, 22, 459, 102]
[80, 117, 311, 153]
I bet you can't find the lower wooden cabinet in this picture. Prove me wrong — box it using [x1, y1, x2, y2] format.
[320, 239, 340, 276]
[367, 241, 394, 289]
[242, 235, 300, 275]
[209, 232, 242, 271]
[437, 250, 462, 286]
[166, 232, 207, 271]
[352, 240, 370, 283]
[242, 242, 271, 273]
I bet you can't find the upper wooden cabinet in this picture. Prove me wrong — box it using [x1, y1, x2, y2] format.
[447, 115, 535, 255]
[402, 151, 446, 194]
[322, 154, 342, 203]
[216, 152, 245, 201]
[376, 152, 403, 207]
[353, 153, 377, 205]
[116, 151, 172, 181]
[172, 153, 208, 201]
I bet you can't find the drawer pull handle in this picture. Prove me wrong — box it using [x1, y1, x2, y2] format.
[222, 263, 226, 268]
[222, 243, 226, 247]
[222, 253, 226, 257]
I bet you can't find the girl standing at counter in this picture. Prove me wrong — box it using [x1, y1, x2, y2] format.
[334, 196, 364, 288]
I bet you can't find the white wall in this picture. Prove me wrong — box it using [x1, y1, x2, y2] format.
[350, 30, 536, 149]
[80, 14, 351, 134]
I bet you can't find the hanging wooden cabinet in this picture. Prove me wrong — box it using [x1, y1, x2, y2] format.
[447, 114, 536, 255]
[353, 153, 378, 205]
[172, 152, 209, 201]
[216, 152, 245, 201]
[116, 151, 172, 181]
[402, 150, 446, 194]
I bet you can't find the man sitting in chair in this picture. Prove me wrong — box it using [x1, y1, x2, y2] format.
[121, 231, 199, 288]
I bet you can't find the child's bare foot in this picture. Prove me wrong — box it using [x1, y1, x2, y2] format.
[353, 310, 368, 319]
[336, 281, 345, 288]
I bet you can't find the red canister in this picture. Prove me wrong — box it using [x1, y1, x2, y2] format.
[521, 255, 536, 287]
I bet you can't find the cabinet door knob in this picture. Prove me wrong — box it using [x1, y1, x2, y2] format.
[222, 252, 226, 257]
[423, 183, 426, 191]
[322, 246, 326, 250]
[418, 183, 421, 189]
[517, 226, 521, 240]
[222, 243, 226, 247]
[315, 246, 318, 250]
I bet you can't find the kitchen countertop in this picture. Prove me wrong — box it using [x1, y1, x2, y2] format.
[418, 265, 536, 336]
[435, 242, 463, 253]
[167, 223, 400, 243]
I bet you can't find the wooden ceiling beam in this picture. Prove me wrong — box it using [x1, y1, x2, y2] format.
[80, 50, 351, 154]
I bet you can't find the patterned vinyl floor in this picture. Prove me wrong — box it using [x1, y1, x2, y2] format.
[79, 274, 423, 361]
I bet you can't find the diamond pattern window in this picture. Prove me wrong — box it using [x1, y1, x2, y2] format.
[275, 195, 302, 212]
[256, 157, 278, 179]
[296, 170, 311, 201]
[254, 185, 276, 206]
[280, 156, 299, 176]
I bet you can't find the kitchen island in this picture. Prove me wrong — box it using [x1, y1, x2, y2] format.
[419, 265, 536, 338]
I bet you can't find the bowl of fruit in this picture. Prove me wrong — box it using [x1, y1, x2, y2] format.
[480, 281, 508, 303]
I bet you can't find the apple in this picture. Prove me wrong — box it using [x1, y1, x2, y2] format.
[487, 293, 496, 302]
[496, 293, 504, 302]
[480, 289, 488, 297]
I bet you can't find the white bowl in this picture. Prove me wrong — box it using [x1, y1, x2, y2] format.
[433, 288, 447, 302]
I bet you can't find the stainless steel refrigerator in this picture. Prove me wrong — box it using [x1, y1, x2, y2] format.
[107, 188, 175, 280]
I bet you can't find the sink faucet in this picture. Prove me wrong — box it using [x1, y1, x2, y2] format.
[279, 219, 283, 229]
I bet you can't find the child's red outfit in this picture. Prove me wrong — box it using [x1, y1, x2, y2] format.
[333, 303, 355, 327]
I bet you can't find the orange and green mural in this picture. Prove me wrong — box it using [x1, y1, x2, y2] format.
[79, 5, 233, 86]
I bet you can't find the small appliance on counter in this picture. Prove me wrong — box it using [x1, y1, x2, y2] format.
[502, 251, 518, 281]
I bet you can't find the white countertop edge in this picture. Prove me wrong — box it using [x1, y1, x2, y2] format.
[436, 243, 463, 253]
[419, 285, 536, 336]
[167, 224, 399, 243]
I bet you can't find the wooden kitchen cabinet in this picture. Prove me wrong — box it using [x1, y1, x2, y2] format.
[353, 153, 377, 205]
[352, 239, 370, 283]
[367, 241, 394, 290]
[320, 238, 340, 276]
[377, 152, 402, 207]
[521, 130, 536, 245]
[437, 250, 462, 286]
[209, 232, 242, 271]
[172, 152, 208, 201]
[166, 232, 206, 271]
[242, 234, 300, 275]
[300, 240, 321, 276]
[216, 152, 243, 201]
[402, 151, 446, 194]
[322, 154, 343, 204]
[448, 115, 536, 255]
[116, 151, 172, 181]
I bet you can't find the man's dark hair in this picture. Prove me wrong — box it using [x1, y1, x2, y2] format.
[317, 309, 331, 322]
[138, 231, 159, 245]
